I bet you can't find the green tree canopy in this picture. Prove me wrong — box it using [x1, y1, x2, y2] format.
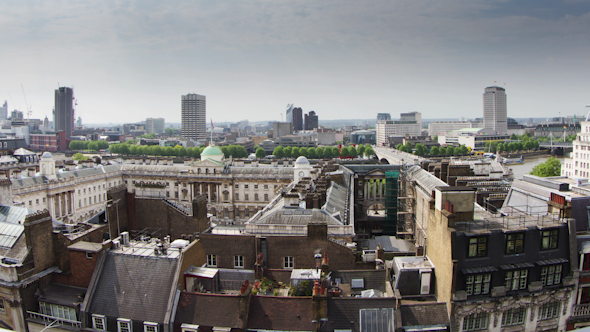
[430, 146, 440, 156]
[340, 146, 350, 158]
[530, 157, 561, 177]
[364, 146, 375, 157]
[315, 147, 324, 158]
[87, 141, 99, 151]
[72, 153, 88, 161]
[255, 148, 266, 159]
[273, 146, 284, 159]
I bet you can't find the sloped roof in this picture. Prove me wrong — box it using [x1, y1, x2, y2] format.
[400, 303, 450, 327]
[11, 165, 121, 190]
[174, 292, 245, 329]
[87, 252, 178, 323]
[326, 298, 397, 331]
[247, 296, 315, 331]
[250, 205, 343, 226]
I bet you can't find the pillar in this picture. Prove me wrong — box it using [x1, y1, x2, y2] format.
[208, 184, 212, 203]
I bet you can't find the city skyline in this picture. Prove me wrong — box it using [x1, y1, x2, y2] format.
[0, 1, 589, 124]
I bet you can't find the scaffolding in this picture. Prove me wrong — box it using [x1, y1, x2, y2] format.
[384, 171, 400, 235]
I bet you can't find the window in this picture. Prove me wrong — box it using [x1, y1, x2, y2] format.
[92, 314, 106, 331]
[118, 318, 132, 332]
[254, 194, 259, 201]
[84, 189, 86, 194]
[504, 269, 528, 291]
[502, 308, 526, 326]
[207, 254, 217, 267]
[284, 256, 294, 269]
[538, 302, 560, 320]
[234, 255, 244, 268]
[144, 322, 158, 332]
[0, 299, 4, 314]
[506, 233, 524, 254]
[465, 274, 491, 295]
[166, 192, 170, 198]
[468, 237, 487, 257]
[79, 200, 81, 208]
[254, 184, 258, 189]
[541, 265, 562, 286]
[245, 194, 249, 201]
[235, 184, 239, 189]
[36, 199, 39, 205]
[584, 253, 590, 271]
[29, 200, 32, 206]
[43, 197, 45, 203]
[175, 192, 178, 198]
[463, 312, 488, 331]
[359, 308, 394, 332]
[244, 184, 249, 189]
[541, 229, 558, 250]
[264, 194, 268, 201]
[86, 252, 93, 259]
[264, 184, 268, 189]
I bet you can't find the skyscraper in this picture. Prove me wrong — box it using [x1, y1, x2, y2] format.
[304, 111, 318, 130]
[54, 87, 74, 138]
[377, 113, 391, 121]
[0, 101, 7, 120]
[292, 107, 303, 131]
[181, 94, 206, 141]
[483, 86, 507, 133]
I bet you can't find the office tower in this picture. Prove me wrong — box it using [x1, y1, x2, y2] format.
[376, 112, 422, 146]
[181, 94, 206, 141]
[54, 87, 74, 138]
[304, 111, 318, 130]
[377, 113, 391, 121]
[292, 107, 303, 131]
[0, 101, 7, 120]
[483, 86, 507, 133]
[146, 117, 165, 134]
[285, 104, 294, 122]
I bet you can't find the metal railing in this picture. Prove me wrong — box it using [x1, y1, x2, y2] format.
[27, 311, 82, 329]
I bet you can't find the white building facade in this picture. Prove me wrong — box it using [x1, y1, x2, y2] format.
[376, 112, 422, 146]
[562, 120, 590, 178]
[483, 86, 508, 134]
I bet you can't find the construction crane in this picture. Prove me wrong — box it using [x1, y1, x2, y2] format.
[21, 84, 32, 120]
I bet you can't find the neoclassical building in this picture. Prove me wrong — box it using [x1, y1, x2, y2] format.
[10, 148, 295, 224]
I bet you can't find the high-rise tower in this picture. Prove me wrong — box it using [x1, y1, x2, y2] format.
[54, 87, 74, 138]
[483, 86, 507, 133]
[181, 94, 206, 141]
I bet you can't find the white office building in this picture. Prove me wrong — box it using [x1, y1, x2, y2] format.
[562, 119, 590, 178]
[376, 112, 422, 146]
[146, 117, 165, 134]
[181, 94, 206, 141]
[428, 121, 475, 136]
[483, 86, 507, 134]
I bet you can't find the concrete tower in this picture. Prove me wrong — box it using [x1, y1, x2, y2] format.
[483, 86, 507, 133]
[54, 87, 74, 138]
[181, 94, 206, 141]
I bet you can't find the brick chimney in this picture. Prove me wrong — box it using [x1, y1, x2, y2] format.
[24, 210, 55, 274]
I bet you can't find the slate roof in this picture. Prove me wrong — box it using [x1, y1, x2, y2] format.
[400, 303, 450, 327]
[11, 164, 121, 190]
[326, 298, 397, 332]
[87, 252, 178, 323]
[38, 283, 86, 307]
[247, 296, 315, 332]
[364, 236, 416, 254]
[174, 292, 245, 329]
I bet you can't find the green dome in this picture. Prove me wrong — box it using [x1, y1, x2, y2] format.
[201, 146, 223, 156]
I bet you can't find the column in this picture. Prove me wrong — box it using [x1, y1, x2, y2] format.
[378, 179, 383, 200]
[364, 181, 368, 200]
[208, 184, 212, 203]
[372, 179, 377, 199]
[55, 194, 61, 217]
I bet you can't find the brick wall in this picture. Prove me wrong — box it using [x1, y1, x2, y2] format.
[52, 250, 102, 288]
[51, 224, 107, 274]
[199, 234, 257, 270]
[24, 210, 55, 274]
[177, 240, 207, 290]
[134, 197, 208, 240]
[106, 185, 130, 237]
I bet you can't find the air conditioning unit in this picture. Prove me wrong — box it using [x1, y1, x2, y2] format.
[112, 240, 120, 249]
[420, 272, 431, 295]
[121, 232, 130, 246]
[362, 250, 376, 263]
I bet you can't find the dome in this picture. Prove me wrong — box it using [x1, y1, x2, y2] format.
[201, 146, 223, 156]
[295, 156, 310, 166]
[41, 152, 53, 159]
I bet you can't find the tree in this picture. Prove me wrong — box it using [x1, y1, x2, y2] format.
[97, 140, 110, 150]
[439, 146, 447, 155]
[283, 146, 292, 158]
[273, 146, 284, 159]
[291, 147, 300, 157]
[235, 146, 248, 158]
[364, 146, 375, 157]
[446, 146, 455, 156]
[396, 143, 404, 151]
[307, 148, 317, 159]
[430, 146, 440, 156]
[340, 147, 349, 158]
[323, 147, 332, 159]
[118, 144, 130, 155]
[88, 141, 99, 151]
[72, 153, 88, 161]
[415, 143, 428, 156]
[164, 146, 174, 156]
[510, 133, 518, 140]
[357, 145, 365, 156]
[349, 146, 358, 158]
[299, 147, 308, 157]
[530, 157, 561, 177]
[315, 147, 324, 158]
[332, 147, 340, 158]
[256, 148, 266, 159]
[457, 145, 468, 155]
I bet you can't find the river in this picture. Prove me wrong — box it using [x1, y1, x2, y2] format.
[503, 155, 566, 180]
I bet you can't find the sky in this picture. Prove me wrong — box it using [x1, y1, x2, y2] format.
[1, 0, 589, 125]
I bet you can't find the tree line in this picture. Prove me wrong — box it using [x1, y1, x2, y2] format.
[396, 142, 470, 156]
[271, 144, 375, 159]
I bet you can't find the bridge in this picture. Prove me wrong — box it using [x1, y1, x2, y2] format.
[374, 147, 428, 165]
[539, 142, 572, 148]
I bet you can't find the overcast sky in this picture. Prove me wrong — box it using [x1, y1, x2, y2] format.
[1, 0, 589, 125]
